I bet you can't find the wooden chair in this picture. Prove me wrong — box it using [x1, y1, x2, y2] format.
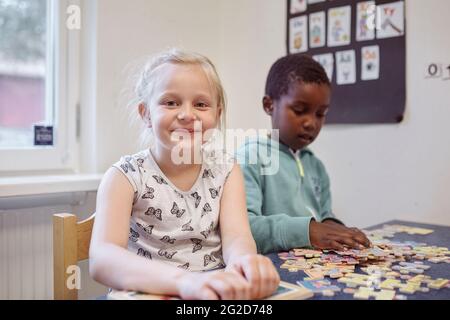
[53, 213, 95, 300]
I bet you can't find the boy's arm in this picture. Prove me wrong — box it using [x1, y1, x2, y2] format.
[238, 157, 314, 254]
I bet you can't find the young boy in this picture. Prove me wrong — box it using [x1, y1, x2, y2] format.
[236, 54, 371, 254]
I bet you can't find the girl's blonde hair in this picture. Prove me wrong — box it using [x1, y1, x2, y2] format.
[131, 48, 227, 147]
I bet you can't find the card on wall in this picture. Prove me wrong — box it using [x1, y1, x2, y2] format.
[309, 11, 326, 48]
[327, 5, 352, 47]
[336, 50, 356, 85]
[361, 45, 380, 80]
[356, 1, 376, 42]
[313, 53, 334, 82]
[290, 0, 307, 14]
[376, 1, 404, 39]
[289, 15, 308, 53]
[308, 0, 326, 4]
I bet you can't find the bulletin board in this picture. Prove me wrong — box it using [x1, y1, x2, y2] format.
[286, 0, 406, 124]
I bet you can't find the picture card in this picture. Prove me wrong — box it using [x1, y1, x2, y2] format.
[313, 53, 334, 81]
[328, 5, 351, 47]
[290, 0, 307, 14]
[356, 1, 376, 41]
[377, 1, 405, 39]
[361, 45, 380, 81]
[289, 15, 308, 53]
[335, 50, 356, 85]
[309, 11, 326, 48]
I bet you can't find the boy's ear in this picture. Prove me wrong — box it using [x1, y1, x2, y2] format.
[138, 103, 152, 128]
[263, 96, 274, 116]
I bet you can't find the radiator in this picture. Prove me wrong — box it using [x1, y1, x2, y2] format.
[0, 192, 101, 300]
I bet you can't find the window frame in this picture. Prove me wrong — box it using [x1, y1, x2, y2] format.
[0, 0, 80, 173]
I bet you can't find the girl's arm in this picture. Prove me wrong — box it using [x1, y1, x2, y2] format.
[89, 167, 186, 295]
[219, 164, 280, 298]
[219, 164, 257, 259]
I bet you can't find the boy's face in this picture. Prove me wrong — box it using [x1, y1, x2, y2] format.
[264, 82, 330, 151]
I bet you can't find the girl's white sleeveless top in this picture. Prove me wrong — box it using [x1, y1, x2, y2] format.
[113, 148, 234, 272]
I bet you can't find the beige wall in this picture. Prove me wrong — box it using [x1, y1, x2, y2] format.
[89, 0, 450, 228]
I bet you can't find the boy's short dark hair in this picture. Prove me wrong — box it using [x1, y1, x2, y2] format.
[265, 54, 330, 101]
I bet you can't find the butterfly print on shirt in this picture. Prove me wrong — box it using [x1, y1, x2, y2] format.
[200, 221, 214, 239]
[142, 184, 155, 199]
[158, 249, 177, 259]
[203, 253, 217, 267]
[160, 235, 176, 244]
[129, 228, 139, 242]
[145, 207, 162, 221]
[177, 263, 190, 270]
[153, 175, 168, 185]
[209, 187, 221, 199]
[190, 192, 201, 208]
[136, 222, 154, 235]
[136, 158, 146, 172]
[174, 190, 184, 199]
[211, 249, 225, 268]
[181, 219, 194, 232]
[120, 156, 136, 174]
[190, 238, 203, 253]
[211, 249, 223, 261]
[137, 248, 152, 260]
[202, 169, 215, 179]
[171, 202, 185, 218]
[201, 203, 212, 218]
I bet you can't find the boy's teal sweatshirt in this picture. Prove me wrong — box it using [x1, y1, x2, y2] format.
[236, 136, 340, 254]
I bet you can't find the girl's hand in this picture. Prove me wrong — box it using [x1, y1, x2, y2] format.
[176, 270, 252, 300]
[309, 220, 371, 251]
[225, 254, 280, 299]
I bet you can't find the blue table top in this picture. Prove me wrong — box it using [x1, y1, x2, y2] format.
[267, 220, 450, 300]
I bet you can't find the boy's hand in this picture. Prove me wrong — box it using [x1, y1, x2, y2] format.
[176, 269, 252, 300]
[309, 220, 371, 251]
[225, 254, 280, 299]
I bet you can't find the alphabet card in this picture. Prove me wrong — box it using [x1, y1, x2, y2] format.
[336, 50, 356, 85]
[290, 0, 307, 14]
[313, 53, 334, 81]
[309, 11, 326, 48]
[356, 1, 376, 41]
[376, 1, 405, 39]
[289, 15, 308, 53]
[327, 5, 351, 47]
[361, 45, 380, 81]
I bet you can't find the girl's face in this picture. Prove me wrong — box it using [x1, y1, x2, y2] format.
[143, 63, 222, 155]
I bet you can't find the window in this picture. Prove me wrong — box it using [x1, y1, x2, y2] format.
[0, 0, 79, 173]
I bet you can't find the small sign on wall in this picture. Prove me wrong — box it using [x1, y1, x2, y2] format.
[34, 125, 54, 146]
[425, 63, 450, 81]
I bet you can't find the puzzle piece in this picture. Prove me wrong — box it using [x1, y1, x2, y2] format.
[427, 278, 449, 289]
[304, 269, 325, 280]
[293, 249, 322, 258]
[338, 273, 372, 288]
[297, 279, 341, 293]
[353, 287, 395, 300]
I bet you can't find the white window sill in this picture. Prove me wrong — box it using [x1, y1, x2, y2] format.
[0, 174, 103, 198]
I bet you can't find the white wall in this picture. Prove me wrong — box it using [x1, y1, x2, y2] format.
[90, 0, 450, 228]
[92, 0, 221, 171]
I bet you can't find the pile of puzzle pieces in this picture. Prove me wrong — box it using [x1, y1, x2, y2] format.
[278, 224, 450, 300]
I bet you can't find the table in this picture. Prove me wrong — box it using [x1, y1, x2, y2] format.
[267, 220, 450, 300]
